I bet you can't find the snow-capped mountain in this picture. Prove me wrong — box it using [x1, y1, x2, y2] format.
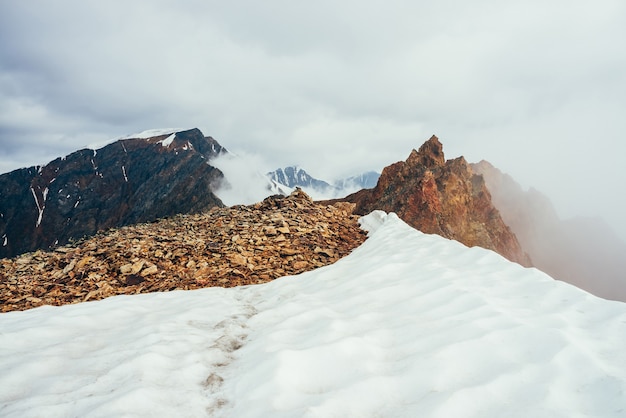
[333, 170, 379, 190]
[266, 166, 380, 200]
[2, 211, 625, 417]
[267, 166, 333, 191]
[0, 128, 226, 258]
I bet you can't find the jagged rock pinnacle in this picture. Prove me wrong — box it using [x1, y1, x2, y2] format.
[406, 135, 445, 167]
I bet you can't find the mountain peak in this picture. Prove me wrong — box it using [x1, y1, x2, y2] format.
[407, 135, 445, 167]
[267, 166, 331, 190]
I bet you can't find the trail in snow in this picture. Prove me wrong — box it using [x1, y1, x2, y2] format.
[0, 287, 262, 417]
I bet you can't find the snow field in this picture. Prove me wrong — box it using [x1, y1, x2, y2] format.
[216, 213, 626, 417]
[1, 211, 625, 417]
[0, 289, 257, 417]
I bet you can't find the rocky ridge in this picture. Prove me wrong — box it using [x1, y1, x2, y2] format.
[0, 190, 366, 312]
[339, 136, 532, 266]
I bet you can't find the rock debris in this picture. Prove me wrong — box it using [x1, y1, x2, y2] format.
[1, 190, 366, 312]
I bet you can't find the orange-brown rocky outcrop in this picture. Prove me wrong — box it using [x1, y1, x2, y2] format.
[0, 190, 367, 312]
[340, 136, 532, 266]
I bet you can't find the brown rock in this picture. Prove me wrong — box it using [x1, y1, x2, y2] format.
[141, 265, 159, 276]
[314, 247, 335, 258]
[120, 260, 145, 275]
[263, 226, 277, 236]
[277, 226, 291, 234]
[76, 256, 94, 270]
[229, 254, 248, 266]
[280, 248, 298, 256]
[63, 259, 77, 274]
[292, 260, 309, 270]
[125, 275, 145, 286]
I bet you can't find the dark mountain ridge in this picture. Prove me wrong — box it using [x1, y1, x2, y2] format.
[0, 128, 225, 258]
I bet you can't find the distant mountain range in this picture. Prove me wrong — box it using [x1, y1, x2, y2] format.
[266, 166, 379, 199]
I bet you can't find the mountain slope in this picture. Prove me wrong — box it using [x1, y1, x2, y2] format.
[1, 211, 625, 417]
[340, 136, 531, 266]
[472, 160, 626, 301]
[0, 128, 225, 258]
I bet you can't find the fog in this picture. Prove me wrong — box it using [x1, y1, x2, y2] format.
[473, 161, 626, 302]
[211, 152, 370, 205]
[210, 152, 277, 207]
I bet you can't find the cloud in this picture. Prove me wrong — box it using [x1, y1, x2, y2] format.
[0, 0, 625, 239]
[210, 152, 276, 206]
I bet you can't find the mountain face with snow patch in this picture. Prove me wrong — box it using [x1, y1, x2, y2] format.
[0, 128, 226, 258]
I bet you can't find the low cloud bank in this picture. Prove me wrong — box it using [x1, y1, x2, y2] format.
[473, 161, 626, 302]
[210, 152, 277, 206]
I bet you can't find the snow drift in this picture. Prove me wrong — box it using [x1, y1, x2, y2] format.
[1, 212, 625, 417]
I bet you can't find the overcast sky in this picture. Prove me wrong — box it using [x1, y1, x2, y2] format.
[1, 1, 625, 238]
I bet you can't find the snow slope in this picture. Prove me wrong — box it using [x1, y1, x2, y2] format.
[1, 212, 625, 417]
[83, 128, 187, 151]
[119, 128, 185, 140]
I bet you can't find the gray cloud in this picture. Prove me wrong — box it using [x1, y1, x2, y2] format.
[1, 0, 625, 238]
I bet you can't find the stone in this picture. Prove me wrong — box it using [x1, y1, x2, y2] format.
[76, 256, 93, 270]
[120, 260, 144, 275]
[63, 259, 77, 274]
[141, 265, 159, 276]
[280, 248, 298, 256]
[125, 275, 145, 286]
[229, 254, 247, 266]
[292, 260, 309, 270]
